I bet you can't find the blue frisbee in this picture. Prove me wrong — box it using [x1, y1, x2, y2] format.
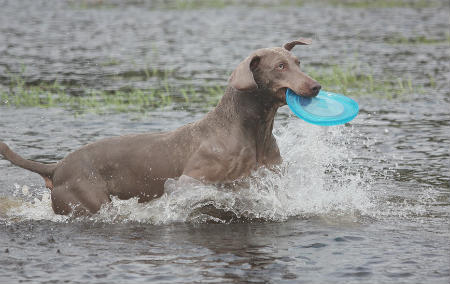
[286, 89, 359, 126]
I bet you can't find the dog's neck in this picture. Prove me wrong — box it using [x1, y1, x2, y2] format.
[212, 86, 280, 163]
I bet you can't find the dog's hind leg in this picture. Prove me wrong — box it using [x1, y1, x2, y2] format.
[51, 185, 82, 215]
[51, 180, 111, 216]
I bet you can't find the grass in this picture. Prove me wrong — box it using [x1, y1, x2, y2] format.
[384, 33, 450, 45]
[101, 58, 122, 67]
[0, 62, 428, 114]
[324, 0, 440, 8]
[68, 0, 118, 9]
[305, 63, 419, 100]
[0, 71, 225, 114]
[171, 0, 230, 9]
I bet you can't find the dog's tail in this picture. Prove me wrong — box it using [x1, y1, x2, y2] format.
[0, 141, 57, 189]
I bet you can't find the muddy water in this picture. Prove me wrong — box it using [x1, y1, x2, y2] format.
[1, 1, 449, 283]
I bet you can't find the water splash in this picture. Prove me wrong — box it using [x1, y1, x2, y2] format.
[4, 119, 378, 224]
[4, 186, 68, 223]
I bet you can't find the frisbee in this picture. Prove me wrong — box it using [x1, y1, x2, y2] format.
[286, 89, 359, 126]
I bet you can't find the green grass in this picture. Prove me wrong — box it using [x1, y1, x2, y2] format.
[68, 0, 118, 9]
[305, 63, 419, 100]
[171, 0, 229, 9]
[1, 63, 428, 114]
[325, 0, 439, 8]
[101, 58, 122, 67]
[384, 33, 450, 45]
[0, 71, 225, 114]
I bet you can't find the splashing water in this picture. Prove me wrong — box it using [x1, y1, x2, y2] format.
[4, 188, 69, 223]
[4, 119, 377, 224]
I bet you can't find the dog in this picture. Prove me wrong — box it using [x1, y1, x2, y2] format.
[0, 38, 321, 215]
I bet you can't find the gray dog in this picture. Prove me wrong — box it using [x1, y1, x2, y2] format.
[0, 38, 321, 215]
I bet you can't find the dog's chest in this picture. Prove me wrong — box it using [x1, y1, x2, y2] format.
[215, 142, 258, 180]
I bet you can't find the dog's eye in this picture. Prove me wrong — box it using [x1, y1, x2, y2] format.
[295, 60, 301, 66]
[278, 63, 285, 70]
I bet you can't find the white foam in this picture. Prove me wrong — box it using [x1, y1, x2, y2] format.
[6, 191, 69, 222]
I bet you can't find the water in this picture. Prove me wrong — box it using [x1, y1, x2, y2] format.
[1, 1, 449, 283]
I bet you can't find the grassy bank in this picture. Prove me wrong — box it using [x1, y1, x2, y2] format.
[0, 74, 224, 114]
[0, 63, 426, 114]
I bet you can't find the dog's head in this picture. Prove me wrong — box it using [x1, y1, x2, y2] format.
[229, 38, 321, 105]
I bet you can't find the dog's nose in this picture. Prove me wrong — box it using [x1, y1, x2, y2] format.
[311, 83, 321, 96]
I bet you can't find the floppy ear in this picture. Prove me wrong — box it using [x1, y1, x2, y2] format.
[228, 55, 261, 91]
[283, 38, 312, 51]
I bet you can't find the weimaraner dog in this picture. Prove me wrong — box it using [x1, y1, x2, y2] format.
[1, 38, 321, 215]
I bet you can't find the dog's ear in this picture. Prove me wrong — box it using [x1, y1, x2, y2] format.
[283, 38, 312, 51]
[229, 55, 261, 91]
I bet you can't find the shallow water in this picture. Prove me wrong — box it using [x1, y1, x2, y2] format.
[1, 0, 449, 283]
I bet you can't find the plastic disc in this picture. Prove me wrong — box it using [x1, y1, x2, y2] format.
[286, 89, 359, 126]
